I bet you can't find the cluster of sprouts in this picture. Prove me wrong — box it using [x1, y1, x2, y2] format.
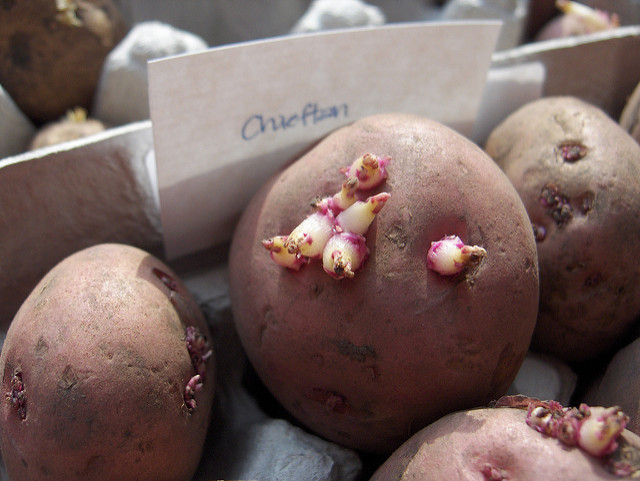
[6, 368, 26, 420]
[526, 399, 629, 458]
[263, 153, 391, 279]
[184, 325, 213, 412]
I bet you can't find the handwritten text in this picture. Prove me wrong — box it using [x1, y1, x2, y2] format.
[241, 102, 349, 141]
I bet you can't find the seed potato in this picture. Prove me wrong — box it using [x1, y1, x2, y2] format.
[0, 243, 215, 481]
[229, 113, 539, 453]
[485, 96, 640, 363]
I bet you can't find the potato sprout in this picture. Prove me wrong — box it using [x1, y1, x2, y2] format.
[263, 154, 391, 279]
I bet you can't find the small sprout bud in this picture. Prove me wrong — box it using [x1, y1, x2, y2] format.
[183, 326, 212, 412]
[557, 141, 588, 162]
[6, 369, 27, 420]
[540, 184, 573, 227]
[311, 177, 360, 213]
[262, 236, 306, 270]
[556, 0, 620, 32]
[532, 223, 547, 242]
[285, 210, 335, 258]
[340, 153, 390, 190]
[336, 192, 390, 235]
[330, 177, 360, 212]
[527, 404, 556, 436]
[427, 235, 487, 276]
[185, 325, 213, 377]
[322, 232, 369, 279]
[184, 374, 204, 411]
[577, 406, 629, 457]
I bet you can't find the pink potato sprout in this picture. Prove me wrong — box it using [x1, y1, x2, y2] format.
[555, 0, 620, 33]
[263, 154, 391, 279]
[525, 399, 629, 458]
[6, 368, 26, 420]
[340, 153, 390, 190]
[262, 235, 307, 271]
[183, 325, 213, 412]
[335, 192, 391, 235]
[427, 234, 487, 276]
[322, 231, 369, 280]
[284, 206, 336, 259]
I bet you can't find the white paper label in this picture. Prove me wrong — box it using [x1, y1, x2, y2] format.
[148, 21, 501, 259]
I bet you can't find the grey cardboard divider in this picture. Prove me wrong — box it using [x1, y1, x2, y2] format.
[492, 25, 640, 121]
[1, 26, 639, 330]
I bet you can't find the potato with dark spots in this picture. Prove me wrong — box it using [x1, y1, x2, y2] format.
[229, 113, 539, 454]
[0, 243, 215, 481]
[485, 96, 640, 363]
[0, 0, 127, 124]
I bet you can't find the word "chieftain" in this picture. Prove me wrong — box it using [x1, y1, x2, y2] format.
[241, 102, 348, 141]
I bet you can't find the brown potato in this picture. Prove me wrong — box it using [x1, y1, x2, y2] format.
[229, 113, 539, 453]
[29, 107, 106, 150]
[0, 243, 215, 481]
[485, 96, 640, 363]
[0, 0, 127, 124]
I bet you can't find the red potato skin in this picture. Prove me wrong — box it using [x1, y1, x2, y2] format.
[484, 96, 640, 363]
[229, 113, 539, 454]
[0, 244, 215, 481]
[370, 406, 637, 480]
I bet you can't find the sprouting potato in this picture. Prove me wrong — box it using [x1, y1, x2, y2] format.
[485, 96, 640, 363]
[0, 243, 215, 481]
[229, 113, 539, 453]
